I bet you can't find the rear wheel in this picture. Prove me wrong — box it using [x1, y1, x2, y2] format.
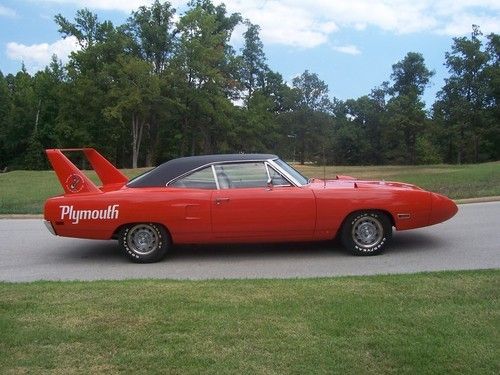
[119, 223, 170, 263]
[341, 211, 392, 255]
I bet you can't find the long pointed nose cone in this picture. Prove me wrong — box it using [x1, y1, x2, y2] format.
[429, 193, 458, 225]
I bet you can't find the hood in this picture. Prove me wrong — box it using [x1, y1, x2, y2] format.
[308, 177, 423, 191]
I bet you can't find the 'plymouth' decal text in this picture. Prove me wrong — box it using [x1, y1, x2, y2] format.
[60, 205, 119, 224]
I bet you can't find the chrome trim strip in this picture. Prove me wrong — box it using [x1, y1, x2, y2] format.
[265, 162, 294, 187]
[264, 162, 271, 181]
[267, 159, 303, 187]
[211, 165, 220, 190]
[166, 158, 275, 186]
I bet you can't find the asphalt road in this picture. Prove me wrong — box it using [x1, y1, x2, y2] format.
[1, 202, 499, 282]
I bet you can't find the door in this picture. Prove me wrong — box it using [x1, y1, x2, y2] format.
[211, 162, 316, 241]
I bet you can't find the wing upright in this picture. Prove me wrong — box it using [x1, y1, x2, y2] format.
[45, 148, 127, 195]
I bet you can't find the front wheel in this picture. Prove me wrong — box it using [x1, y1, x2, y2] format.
[119, 223, 170, 263]
[341, 211, 392, 256]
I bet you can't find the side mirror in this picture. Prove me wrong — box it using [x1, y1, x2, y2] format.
[266, 177, 273, 190]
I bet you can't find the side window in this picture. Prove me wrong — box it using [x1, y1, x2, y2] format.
[170, 167, 217, 189]
[267, 165, 291, 186]
[214, 162, 268, 189]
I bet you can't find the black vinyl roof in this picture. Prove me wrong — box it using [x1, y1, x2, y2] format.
[127, 153, 278, 187]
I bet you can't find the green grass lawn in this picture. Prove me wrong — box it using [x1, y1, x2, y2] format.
[0, 270, 498, 374]
[0, 168, 146, 215]
[0, 162, 499, 214]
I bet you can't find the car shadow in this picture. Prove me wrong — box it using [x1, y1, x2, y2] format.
[389, 231, 446, 254]
[59, 239, 126, 262]
[57, 230, 444, 263]
[167, 240, 342, 261]
[168, 231, 445, 261]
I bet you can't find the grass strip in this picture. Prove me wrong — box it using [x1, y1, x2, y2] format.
[296, 161, 500, 200]
[1, 270, 498, 374]
[1, 161, 499, 214]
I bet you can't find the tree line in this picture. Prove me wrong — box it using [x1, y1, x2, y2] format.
[0, 0, 498, 170]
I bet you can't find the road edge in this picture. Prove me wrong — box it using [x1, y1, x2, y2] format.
[454, 196, 500, 204]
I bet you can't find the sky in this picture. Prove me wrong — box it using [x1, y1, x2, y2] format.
[1, 0, 499, 107]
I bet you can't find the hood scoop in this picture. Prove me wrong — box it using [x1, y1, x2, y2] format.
[336, 175, 356, 180]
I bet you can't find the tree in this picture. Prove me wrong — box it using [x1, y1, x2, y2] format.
[344, 89, 386, 164]
[173, 0, 242, 155]
[385, 94, 428, 164]
[485, 33, 500, 160]
[55, 8, 114, 49]
[2, 2, 498, 170]
[235, 91, 277, 153]
[2, 67, 38, 168]
[54, 10, 129, 165]
[285, 70, 332, 164]
[390, 52, 434, 97]
[240, 21, 267, 100]
[104, 56, 160, 168]
[24, 57, 66, 169]
[331, 116, 371, 165]
[0, 71, 11, 168]
[126, 0, 177, 165]
[434, 26, 496, 163]
[24, 131, 45, 170]
[385, 52, 434, 164]
[126, 0, 176, 75]
[236, 70, 294, 157]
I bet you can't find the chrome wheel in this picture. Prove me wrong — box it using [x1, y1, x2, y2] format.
[126, 224, 159, 256]
[120, 223, 170, 263]
[341, 211, 392, 256]
[351, 216, 384, 249]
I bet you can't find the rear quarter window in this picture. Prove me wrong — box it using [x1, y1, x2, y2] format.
[170, 167, 217, 189]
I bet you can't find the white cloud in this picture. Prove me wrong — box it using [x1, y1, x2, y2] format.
[332, 45, 361, 55]
[230, 22, 246, 47]
[32, 0, 186, 13]
[0, 5, 16, 17]
[215, 0, 500, 49]
[17, 0, 500, 51]
[215, 0, 339, 48]
[33, 0, 151, 13]
[436, 13, 500, 36]
[6, 36, 80, 72]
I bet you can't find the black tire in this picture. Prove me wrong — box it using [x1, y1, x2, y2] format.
[341, 211, 392, 256]
[119, 223, 170, 263]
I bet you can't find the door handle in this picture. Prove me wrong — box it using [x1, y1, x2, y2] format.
[215, 197, 230, 205]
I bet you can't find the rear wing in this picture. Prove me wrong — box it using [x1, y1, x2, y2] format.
[45, 148, 128, 195]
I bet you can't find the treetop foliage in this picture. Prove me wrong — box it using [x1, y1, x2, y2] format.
[0, 1, 498, 170]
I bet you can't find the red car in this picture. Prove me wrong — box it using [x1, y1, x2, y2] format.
[44, 148, 458, 263]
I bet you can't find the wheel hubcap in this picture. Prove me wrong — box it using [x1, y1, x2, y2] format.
[127, 225, 159, 255]
[352, 216, 383, 248]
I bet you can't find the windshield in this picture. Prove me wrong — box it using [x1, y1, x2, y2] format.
[273, 158, 309, 186]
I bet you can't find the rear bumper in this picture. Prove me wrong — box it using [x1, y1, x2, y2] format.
[44, 220, 57, 236]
